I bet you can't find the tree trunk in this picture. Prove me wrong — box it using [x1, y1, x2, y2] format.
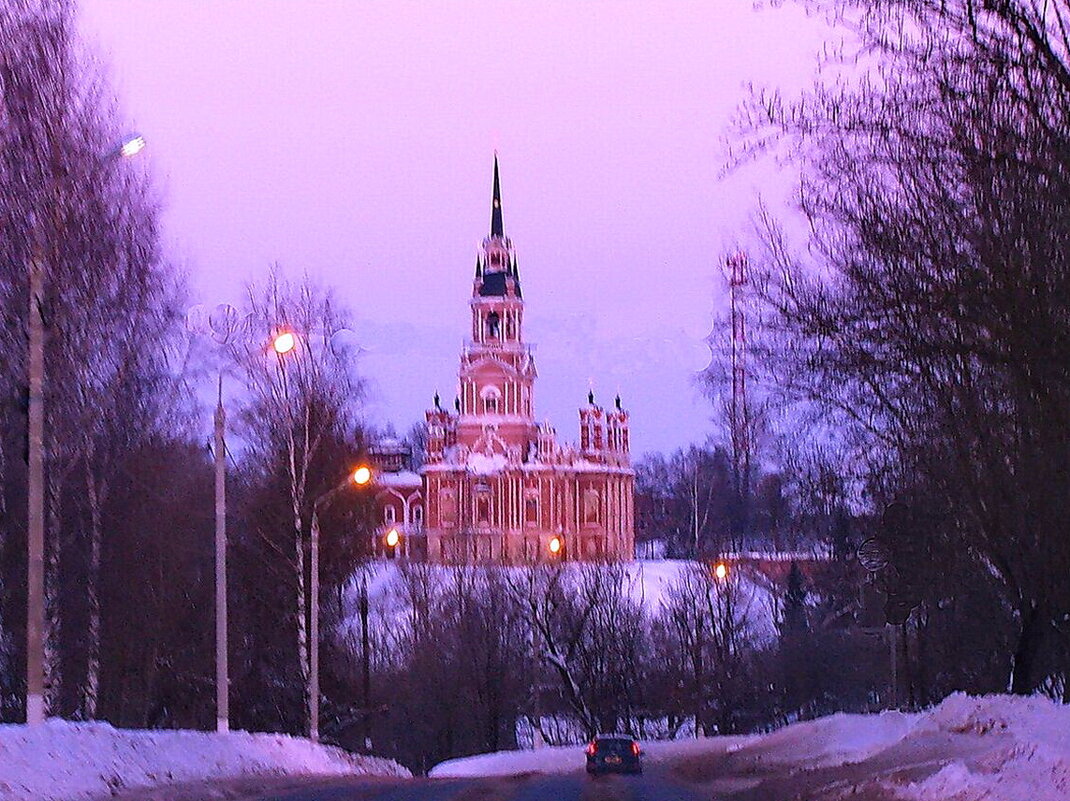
[81, 443, 103, 720]
[289, 432, 310, 735]
[1009, 601, 1046, 695]
[44, 469, 65, 716]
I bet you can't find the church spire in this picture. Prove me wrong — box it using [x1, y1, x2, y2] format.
[490, 153, 504, 238]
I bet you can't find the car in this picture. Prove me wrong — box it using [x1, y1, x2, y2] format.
[585, 734, 643, 776]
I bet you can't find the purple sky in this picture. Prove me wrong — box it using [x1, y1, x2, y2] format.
[79, 1, 833, 455]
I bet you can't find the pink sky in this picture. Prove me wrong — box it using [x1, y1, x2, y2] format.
[78, 1, 835, 455]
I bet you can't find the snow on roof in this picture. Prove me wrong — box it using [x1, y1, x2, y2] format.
[466, 452, 508, 474]
[375, 470, 421, 489]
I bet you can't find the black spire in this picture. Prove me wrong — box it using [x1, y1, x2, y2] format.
[475, 255, 482, 278]
[490, 154, 504, 238]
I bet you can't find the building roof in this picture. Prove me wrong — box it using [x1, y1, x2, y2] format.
[490, 153, 504, 238]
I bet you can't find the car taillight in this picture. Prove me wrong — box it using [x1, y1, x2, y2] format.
[631, 741, 641, 756]
[586, 741, 597, 756]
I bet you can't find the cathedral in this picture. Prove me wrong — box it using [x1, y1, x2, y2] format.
[372, 157, 635, 564]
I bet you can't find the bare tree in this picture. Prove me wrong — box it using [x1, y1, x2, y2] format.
[0, 0, 182, 719]
[738, 0, 1070, 694]
[228, 271, 365, 734]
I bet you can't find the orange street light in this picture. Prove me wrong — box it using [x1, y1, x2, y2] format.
[272, 331, 296, 355]
[548, 536, 562, 556]
[352, 465, 373, 486]
[714, 561, 728, 580]
[385, 528, 400, 548]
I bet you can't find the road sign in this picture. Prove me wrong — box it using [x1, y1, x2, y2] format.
[857, 537, 890, 572]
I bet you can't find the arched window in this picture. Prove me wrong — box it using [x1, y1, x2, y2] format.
[384, 505, 396, 525]
[583, 488, 600, 525]
[412, 504, 424, 526]
[486, 311, 500, 339]
[481, 386, 501, 415]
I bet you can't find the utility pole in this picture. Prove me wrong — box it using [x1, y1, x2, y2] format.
[360, 571, 371, 750]
[726, 252, 751, 551]
[308, 465, 373, 743]
[21, 132, 145, 725]
[214, 376, 228, 733]
[310, 509, 321, 742]
[26, 252, 45, 725]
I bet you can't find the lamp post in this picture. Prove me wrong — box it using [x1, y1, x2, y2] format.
[25, 133, 145, 725]
[308, 465, 373, 742]
[213, 374, 228, 733]
[187, 301, 248, 734]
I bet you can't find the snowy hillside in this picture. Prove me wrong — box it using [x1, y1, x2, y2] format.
[0, 721, 409, 801]
[430, 693, 1070, 800]
[342, 559, 779, 640]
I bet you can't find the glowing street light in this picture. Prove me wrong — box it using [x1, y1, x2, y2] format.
[353, 465, 373, 486]
[272, 331, 296, 355]
[548, 535, 562, 556]
[714, 562, 728, 580]
[385, 528, 400, 548]
[118, 133, 146, 158]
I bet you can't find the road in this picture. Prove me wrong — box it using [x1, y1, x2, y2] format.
[192, 771, 710, 801]
[109, 724, 990, 801]
[106, 768, 710, 801]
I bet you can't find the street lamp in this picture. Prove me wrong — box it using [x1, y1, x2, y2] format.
[384, 527, 400, 549]
[118, 133, 146, 158]
[272, 331, 296, 355]
[714, 561, 729, 580]
[548, 536, 563, 557]
[309, 465, 375, 742]
[25, 133, 146, 725]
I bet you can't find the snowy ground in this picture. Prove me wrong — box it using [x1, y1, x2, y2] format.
[0, 720, 408, 801]
[430, 693, 1070, 801]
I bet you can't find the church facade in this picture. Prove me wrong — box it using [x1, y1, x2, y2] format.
[373, 158, 635, 563]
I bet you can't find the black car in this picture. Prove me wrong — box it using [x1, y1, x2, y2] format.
[585, 734, 643, 775]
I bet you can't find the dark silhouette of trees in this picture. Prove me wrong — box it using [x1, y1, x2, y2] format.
[739, 0, 1070, 695]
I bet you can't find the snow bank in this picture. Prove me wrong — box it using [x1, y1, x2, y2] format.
[752, 708, 918, 768]
[895, 693, 1070, 801]
[429, 733, 760, 778]
[428, 693, 1070, 801]
[0, 721, 408, 801]
[430, 742, 583, 778]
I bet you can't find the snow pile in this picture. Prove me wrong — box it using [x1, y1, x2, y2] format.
[750, 708, 918, 768]
[0, 720, 409, 801]
[430, 742, 583, 778]
[428, 693, 1070, 801]
[896, 693, 1070, 801]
